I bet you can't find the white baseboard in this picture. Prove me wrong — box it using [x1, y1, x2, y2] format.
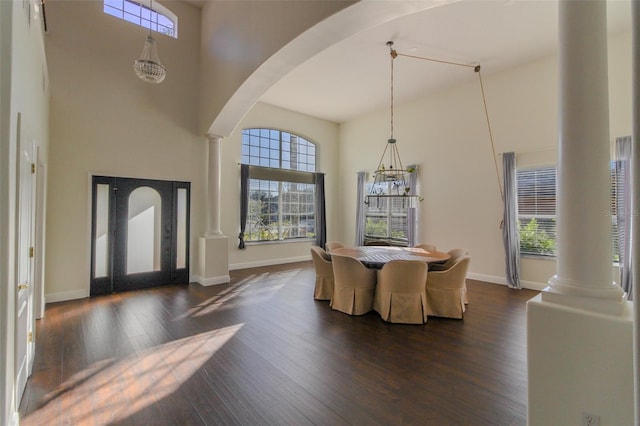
[467, 272, 547, 291]
[192, 275, 230, 286]
[229, 255, 311, 271]
[45, 288, 89, 304]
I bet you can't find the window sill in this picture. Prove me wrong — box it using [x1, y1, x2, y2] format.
[520, 254, 557, 261]
[244, 238, 315, 247]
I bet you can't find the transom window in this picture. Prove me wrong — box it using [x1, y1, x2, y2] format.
[241, 129, 317, 242]
[104, 0, 178, 38]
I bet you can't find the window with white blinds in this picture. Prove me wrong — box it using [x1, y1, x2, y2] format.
[516, 163, 624, 260]
[516, 167, 557, 256]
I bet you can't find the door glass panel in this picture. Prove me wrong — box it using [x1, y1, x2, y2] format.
[94, 184, 110, 278]
[176, 188, 187, 269]
[127, 187, 161, 274]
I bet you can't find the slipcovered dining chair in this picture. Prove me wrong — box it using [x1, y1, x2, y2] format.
[330, 254, 377, 315]
[429, 248, 470, 303]
[414, 243, 437, 252]
[425, 255, 471, 319]
[310, 246, 334, 301]
[325, 241, 344, 253]
[374, 260, 428, 324]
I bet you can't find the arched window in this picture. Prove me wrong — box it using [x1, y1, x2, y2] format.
[240, 129, 319, 243]
[104, 0, 178, 38]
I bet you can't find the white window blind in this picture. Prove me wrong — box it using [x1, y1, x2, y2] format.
[516, 167, 557, 256]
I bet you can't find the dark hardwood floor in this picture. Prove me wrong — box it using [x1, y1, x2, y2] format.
[19, 261, 539, 425]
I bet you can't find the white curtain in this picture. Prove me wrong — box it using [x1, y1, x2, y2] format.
[502, 152, 521, 289]
[407, 165, 418, 247]
[355, 171, 366, 246]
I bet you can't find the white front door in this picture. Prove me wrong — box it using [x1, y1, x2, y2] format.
[15, 114, 35, 404]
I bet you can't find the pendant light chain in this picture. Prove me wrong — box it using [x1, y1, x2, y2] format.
[390, 43, 394, 142]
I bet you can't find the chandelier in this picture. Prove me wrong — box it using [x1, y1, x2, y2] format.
[133, 1, 166, 83]
[365, 41, 421, 208]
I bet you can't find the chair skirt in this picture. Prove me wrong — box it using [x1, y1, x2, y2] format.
[374, 291, 428, 324]
[331, 286, 375, 315]
[314, 276, 333, 301]
[425, 287, 466, 319]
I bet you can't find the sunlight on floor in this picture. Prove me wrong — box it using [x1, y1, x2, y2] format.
[21, 324, 244, 425]
[178, 269, 302, 319]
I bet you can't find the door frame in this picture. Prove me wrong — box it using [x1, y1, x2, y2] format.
[89, 175, 191, 296]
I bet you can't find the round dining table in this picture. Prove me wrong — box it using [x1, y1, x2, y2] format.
[330, 246, 450, 269]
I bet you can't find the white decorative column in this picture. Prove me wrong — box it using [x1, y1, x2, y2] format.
[527, 1, 633, 424]
[205, 134, 223, 236]
[542, 0, 625, 314]
[196, 134, 229, 286]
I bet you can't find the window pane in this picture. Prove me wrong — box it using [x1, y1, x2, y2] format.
[94, 184, 110, 278]
[127, 187, 161, 274]
[123, 0, 140, 16]
[176, 188, 187, 269]
[103, 5, 123, 19]
[104, 0, 122, 9]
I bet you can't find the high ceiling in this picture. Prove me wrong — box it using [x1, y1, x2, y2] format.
[255, 0, 632, 124]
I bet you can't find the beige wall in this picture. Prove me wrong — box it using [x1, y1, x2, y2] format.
[198, 0, 354, 135]
[339, 31, 632, 289]
[44, 0, 205, 300]
[219, 102, 340, 269]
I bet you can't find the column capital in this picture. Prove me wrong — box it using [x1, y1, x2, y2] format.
[206, 133, 223, 144]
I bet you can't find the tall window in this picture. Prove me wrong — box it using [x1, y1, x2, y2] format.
[363, 182, 412, 246]
[104, 0, 178, 38]
[241, 129, 317, 242]
[516, 163, 622, 260]
[516, 166, 557, 256]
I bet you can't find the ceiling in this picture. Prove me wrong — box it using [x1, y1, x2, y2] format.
[253, 0, 632, 124]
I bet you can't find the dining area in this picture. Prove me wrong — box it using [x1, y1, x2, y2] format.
[310, 242, 471, 324]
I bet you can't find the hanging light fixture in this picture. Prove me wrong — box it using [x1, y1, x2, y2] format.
[133, 0, 166, 83]
[366, 41, 421, 208]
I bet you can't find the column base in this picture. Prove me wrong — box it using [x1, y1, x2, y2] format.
[544, 275, 626, 316]
[195, 235, 229, 286]
[527, 293, 633, 424]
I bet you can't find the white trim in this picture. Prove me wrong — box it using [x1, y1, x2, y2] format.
[467, 272, 547, 291]
[9, 411, 19, 426]
[192, 275, 230, 286]
[229, 255, 311, 271]
[45, 289, 88, 304]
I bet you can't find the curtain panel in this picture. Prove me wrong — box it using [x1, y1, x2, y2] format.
[314, 173, 326, 249]
[238, 164, 249, 249]
[355, 171, 366, 246]
[407, 165, 418, 247]
[616, 136, 632, 300]
[502, 152, 521, 289]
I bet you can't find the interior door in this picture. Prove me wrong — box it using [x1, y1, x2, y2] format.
[15, 115, 35, 403]
[90, 176, 190, 296]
